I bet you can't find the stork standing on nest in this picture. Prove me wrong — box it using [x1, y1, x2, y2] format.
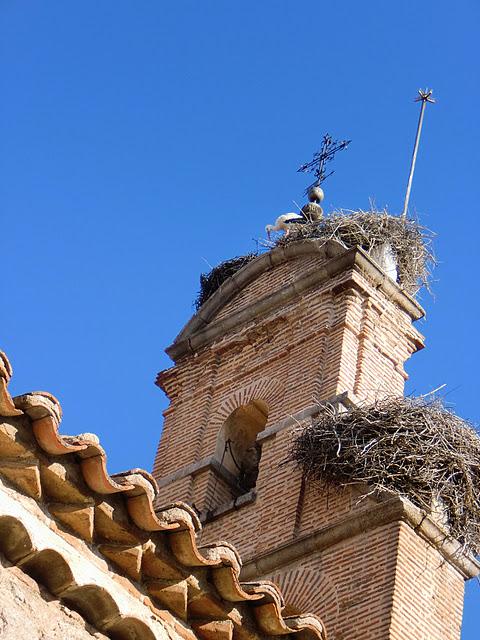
[265, 212, 307, 239]
[265, 186, 325, 239]
[265, 133, 350, 239]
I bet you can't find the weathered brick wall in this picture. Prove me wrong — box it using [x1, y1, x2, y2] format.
[215, 254, 330, 321]
[198, 428, 377, 560]
[253, 522, 465, 640]
[262, 523, 401, 639]
[389, 523, 464, 640]
[154, 252, 423, 497]
[152, 244, 462, 640]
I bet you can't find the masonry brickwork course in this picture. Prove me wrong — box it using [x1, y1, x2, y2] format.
[154, 239, 479, 639]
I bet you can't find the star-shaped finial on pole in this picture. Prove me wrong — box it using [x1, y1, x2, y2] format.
[415, 88, 436, 104]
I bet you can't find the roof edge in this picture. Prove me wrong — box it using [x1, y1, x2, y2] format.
[0, 351, 327, 640]
[167, 240, 425, 362]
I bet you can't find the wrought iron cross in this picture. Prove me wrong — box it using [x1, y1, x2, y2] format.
[298, 134, 351, 194]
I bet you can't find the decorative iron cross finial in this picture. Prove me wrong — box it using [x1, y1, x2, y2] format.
[298, 134, 351, 195]
[401, 88, 435, 219]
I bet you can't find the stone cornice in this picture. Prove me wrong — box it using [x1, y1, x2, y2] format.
[240, 494, 480, 582]
[167, 240, 425, 362]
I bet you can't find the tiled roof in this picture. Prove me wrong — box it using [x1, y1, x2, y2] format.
[0, 351, 326, 640]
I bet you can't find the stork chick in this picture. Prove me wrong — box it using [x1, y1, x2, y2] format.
[265, 212, 308, 239]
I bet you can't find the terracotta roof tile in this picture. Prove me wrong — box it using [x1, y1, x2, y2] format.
[0, 351, 326, 640]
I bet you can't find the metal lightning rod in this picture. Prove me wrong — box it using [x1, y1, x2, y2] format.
[401, 88, 435, 220]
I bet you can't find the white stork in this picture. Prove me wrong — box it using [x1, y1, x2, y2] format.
[265, 212, 308, 239]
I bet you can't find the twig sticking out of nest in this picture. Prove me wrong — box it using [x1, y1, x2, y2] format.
[288, 397, 480, 555]
[196, 254, 257, 310]
[275, 210, 434, 295]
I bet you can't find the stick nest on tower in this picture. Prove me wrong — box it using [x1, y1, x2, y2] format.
[288, 397, 480, 555]
[196, 253, 258, 310]
[275, 210, 434, 295]
[195, 211, 434, 309]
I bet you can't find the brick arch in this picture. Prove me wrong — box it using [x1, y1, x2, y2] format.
[210, 377, 283, 432]
[267, 567, 338, 631]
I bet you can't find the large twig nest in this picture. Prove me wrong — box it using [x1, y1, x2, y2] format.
[196, 253, 258, 310]
[275, 210, 434, 295]
[288, 397, 480, 555]
[195, 210, 434, 309]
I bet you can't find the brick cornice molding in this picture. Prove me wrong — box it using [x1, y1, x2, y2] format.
[240, 494, 480, 581]
[167, 241, 424, 361]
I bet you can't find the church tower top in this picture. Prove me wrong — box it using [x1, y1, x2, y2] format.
[154, 227, 426, 506]
[152, 99, 479, 638]
[165, 236, 424, 365]
[152, 227, 477, 639]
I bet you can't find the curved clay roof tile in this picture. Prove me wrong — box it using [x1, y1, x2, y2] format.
[0, 351, 327, 640]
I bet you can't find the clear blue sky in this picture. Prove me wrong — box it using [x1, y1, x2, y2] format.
[1, 2, 479, 635]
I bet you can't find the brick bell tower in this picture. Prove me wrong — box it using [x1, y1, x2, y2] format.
[153, 234, 479, 638]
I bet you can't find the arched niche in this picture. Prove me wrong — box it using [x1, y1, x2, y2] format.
[215, 399, 268, 493]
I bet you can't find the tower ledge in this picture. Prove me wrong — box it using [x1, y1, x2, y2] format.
[240, 492, 480, 582]
[167, 239, 425, 362]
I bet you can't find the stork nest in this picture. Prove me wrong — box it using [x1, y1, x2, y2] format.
[196, 253, 258, 310]
[275, 210, 434, 295]
[195, 210, 434, 309]
[288, 397, 480, 554]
